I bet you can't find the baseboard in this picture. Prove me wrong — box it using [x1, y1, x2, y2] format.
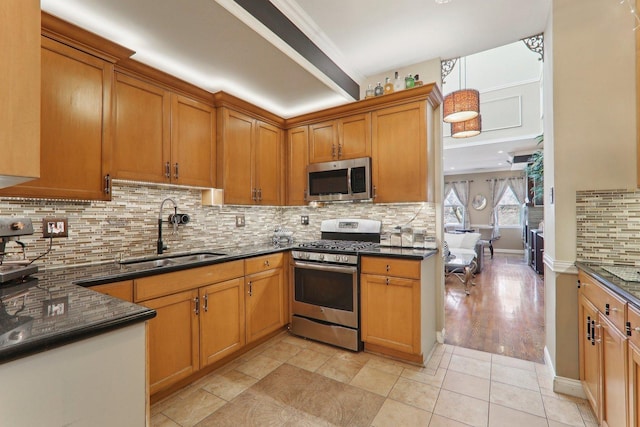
[554, 376, 587, 399]
[544, 346, 587, 399]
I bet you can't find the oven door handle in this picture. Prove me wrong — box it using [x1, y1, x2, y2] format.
[293, 260, 357, 274]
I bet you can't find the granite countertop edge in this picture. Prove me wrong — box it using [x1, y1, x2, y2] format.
[0, 308, 156, 365]
[575, 261, 640, 310]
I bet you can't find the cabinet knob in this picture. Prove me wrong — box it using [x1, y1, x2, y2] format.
[386, 277, 389, 285]
[264, 260, 270, 267]
[386, 264, 390, 272]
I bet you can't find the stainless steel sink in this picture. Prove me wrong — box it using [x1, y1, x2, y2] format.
[120, 258, 179, 269]
[119, 252, 227, 270]
[170, 252, 226, 263]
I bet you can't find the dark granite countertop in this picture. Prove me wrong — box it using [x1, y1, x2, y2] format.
[0, 277, 155, 364]
[575, 261, 640, 310]
[38, 243, 296, 287]
[359, 246, 438, 260]
[0, 241, 434, 364]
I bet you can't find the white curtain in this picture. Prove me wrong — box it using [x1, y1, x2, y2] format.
[508, 177, 527, 205]
[451, 181, 470, 229]
[489, 179, 509, 239]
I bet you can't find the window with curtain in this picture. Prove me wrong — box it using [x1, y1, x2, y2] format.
[496, 186, 522, 226]
[444, 188, 464, 225]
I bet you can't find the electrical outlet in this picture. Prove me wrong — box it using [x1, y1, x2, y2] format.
[42, 218, 68, 238]
[301, 215, 309, 225]
[235, 215, 245, 227]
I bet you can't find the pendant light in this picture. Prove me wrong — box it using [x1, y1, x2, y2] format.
[443, 57, 480, 123]
[451, 114, 482, 138]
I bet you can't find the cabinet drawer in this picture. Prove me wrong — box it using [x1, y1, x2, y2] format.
[579, 271, 627, 334]
[91, 280, 133, 302]
[135, 260, 244, 302]
[629, 304, 640, 348]
[361, 257, 420, 279]
[245, 253, 284, 275]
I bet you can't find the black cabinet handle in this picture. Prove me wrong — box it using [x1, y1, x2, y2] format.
[586, 316, 591, 341]
[577, 280, 581, 289]
[591, 319, 596, 345]
[605, 303, 610, 316]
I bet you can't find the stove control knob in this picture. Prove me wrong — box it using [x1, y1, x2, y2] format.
[342, 256, 349, 262]
[334, 255, 341, 262]
[304, 253, 311, 260]
[318, 254, 324, 261]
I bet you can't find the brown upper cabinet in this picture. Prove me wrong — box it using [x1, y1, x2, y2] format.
[286, 126, 309, 205]
[0, 36, 114, 200]
[217, 108, 283, 205]
[308, 113, 371, 163]
[371, 101, 429, 203]
[0, 0, 40, 188]
[112, 73, 215, 187]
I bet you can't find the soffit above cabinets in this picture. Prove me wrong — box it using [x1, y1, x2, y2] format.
[40, 0, 551, 118]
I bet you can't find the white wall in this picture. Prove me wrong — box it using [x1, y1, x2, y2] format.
[545, 0, 637, 382]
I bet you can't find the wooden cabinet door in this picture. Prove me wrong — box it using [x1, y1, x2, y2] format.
[142, 289, 199, 395]
[579, 294, 600, 417]
[371, 102, 427, 203]
[0, 37, 113, 200]
[309, 121, 337, 163]
[113, 73, 170, 183]
[91, 280, 133, 302]
[171, 94, 216, 187]
[629, 341, 640, 427]
[337, 113, 371, 160]
[253, 121, 282, 205]
[245, 267, 285, 343]
[200, 278, 245, 367]
[218, 108, 253, 204]
[286, 126, 309, 205]
[599, 313, 628, 427]
[361, 273, 420, 355]
[0, 0, 40, 186]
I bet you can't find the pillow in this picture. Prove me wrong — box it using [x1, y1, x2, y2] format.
[444, 232, 465, 248]
[461, 232, 481, 249]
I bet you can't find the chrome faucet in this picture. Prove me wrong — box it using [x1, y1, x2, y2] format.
[157, 198, 178, 255]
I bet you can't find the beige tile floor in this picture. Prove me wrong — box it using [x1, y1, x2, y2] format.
[151, 332, 597, 427]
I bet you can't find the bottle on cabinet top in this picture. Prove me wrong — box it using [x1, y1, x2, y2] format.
[374, 82, 384, 96]
[414, 74, 423, 86]
[405, 74, 415, 89]
[393, 71, 404, 92]
[384, 77, 394, 94]
[365, 84, 374, 99]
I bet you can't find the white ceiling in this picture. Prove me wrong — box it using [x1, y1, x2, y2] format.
[40, 0, 551, 174]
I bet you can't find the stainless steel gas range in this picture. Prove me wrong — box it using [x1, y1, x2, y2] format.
[290, 218, 381, 351]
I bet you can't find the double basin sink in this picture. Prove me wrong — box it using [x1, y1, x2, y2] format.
[119, 252, 227, 271]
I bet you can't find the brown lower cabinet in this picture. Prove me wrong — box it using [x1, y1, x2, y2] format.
[578, 270, 629, 427]
[360, 256, 436, 365]
[115, 255, 287, 396]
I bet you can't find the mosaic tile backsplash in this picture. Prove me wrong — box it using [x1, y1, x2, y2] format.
[576, 189, 640, 265]
[0, 181, 436, 270]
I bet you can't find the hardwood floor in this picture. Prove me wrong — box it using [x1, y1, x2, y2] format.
[445, 253, 545, 363]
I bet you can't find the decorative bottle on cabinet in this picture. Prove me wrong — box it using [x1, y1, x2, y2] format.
[374, 82, 384, 96]
[365, 84, 374, 98]
[393, 71, 404, 92]
[384, 77, 394, 94]
[405, 74, 415, 89]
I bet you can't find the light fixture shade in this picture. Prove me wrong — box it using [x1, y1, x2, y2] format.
[451, 114, 481, 138]
[443, 89, 480, 123]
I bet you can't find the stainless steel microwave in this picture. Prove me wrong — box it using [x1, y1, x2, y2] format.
[307, 157, 371, 202]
